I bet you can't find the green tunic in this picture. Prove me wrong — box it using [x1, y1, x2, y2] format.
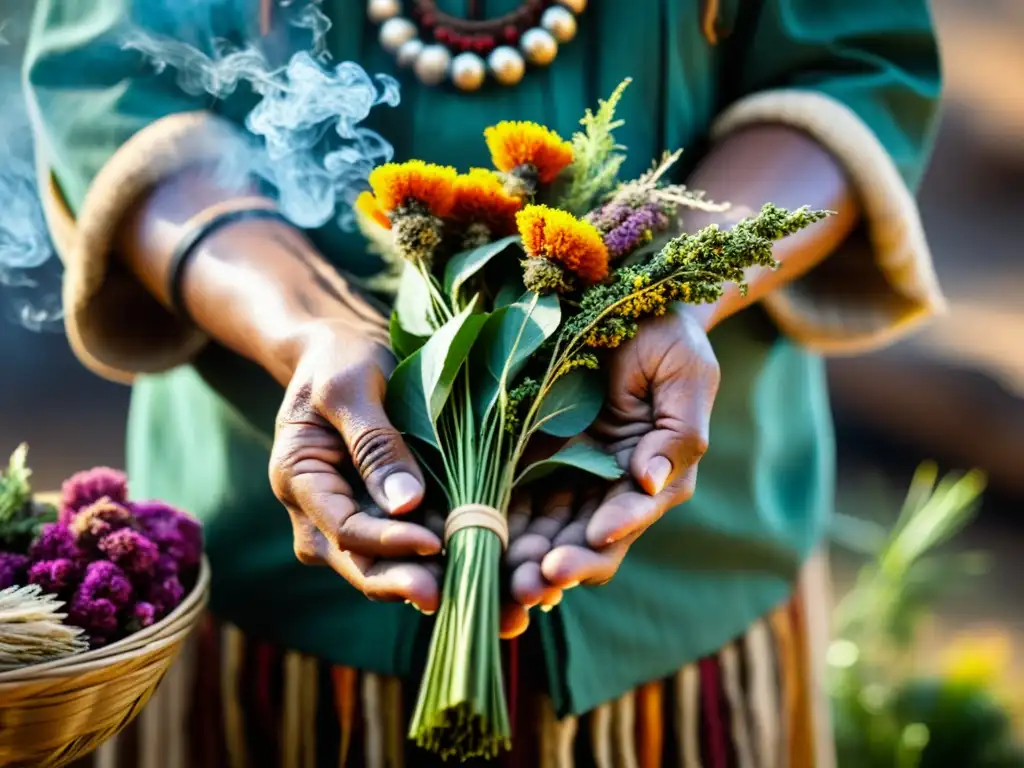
[24, 0, 940, 715]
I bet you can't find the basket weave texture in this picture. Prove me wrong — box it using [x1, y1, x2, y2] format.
[0, 557, 209, 768]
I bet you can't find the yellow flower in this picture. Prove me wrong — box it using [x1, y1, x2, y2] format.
[942, 631, 1012, 688]
[451, 168, 523, 235]
[484, 121, 574, 184]
[354, 191, 392, 230]
[516, 204, 609, 283]
[368, 160, 458, 217]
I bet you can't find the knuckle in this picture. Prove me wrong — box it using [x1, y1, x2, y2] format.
[293, 544, 322, 566]
[350, 425, 404, 477]
[687, 431, 710, 460]
[310, 363, 379, 414]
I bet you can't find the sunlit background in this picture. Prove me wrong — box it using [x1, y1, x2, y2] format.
[1, 0, 1022, 747]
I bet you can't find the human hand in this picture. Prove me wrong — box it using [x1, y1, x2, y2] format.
[501, 307, 720, 633]
[269, 319, 443, 612]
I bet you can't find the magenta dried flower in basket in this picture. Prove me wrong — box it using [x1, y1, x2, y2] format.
[60, 467, 128, 521]
[0, 552, 29, 590]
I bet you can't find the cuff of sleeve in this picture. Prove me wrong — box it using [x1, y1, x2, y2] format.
[710, 89, 947, 355]
[37, 111, 250, 383]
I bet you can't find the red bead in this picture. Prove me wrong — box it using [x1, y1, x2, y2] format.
[502, 24, 520, 44]
[454, 34, 474, 52]
[472, 34, 496, 54]
[420, 12, 437, 29]
[435, 26, 452, 44]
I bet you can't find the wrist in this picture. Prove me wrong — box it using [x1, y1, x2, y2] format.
[182, 220, 387, 385]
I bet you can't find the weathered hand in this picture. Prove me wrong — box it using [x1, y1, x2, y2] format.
[269, 320, 443, 612]
[539, 306, 720, 590]
[499, 475, 601, 638]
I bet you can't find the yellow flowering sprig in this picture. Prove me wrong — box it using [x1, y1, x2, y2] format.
[559, 203, 829, 350]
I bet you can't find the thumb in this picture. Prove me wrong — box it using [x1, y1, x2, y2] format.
[322, 386, 426, 516]
[629, 377, 712, 496]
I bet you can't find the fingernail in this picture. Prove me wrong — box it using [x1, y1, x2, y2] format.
[383, 472, 422, 513]
[541, 604, 554, 613]
[644, 456, 672, 495]
[421, 609, 435, 616]
[563, 580, 580, 589]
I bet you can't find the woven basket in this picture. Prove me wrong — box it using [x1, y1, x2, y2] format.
[0, 556, 210, 768]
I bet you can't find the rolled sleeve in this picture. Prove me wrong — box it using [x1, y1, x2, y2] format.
[23, 0, 250, 382]
[713, 0, 946, 354]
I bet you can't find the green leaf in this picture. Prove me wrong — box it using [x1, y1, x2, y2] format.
[394, 262, 436, 338]
[0, 444, 32, 525]
[536, 370, 604, 437]
[515, 442, 623, 487]
[390, 312, 426, 361]
[471, 292, 560, 421]
[443, 235, 521, 300]
[494, 275, 526, 308]
[386, 300, 488, 448]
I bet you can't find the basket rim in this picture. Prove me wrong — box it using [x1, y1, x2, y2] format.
[0, 556, 209, 682]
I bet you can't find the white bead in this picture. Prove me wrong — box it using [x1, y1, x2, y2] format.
[367, 0, 401, 23]
[396, 38, 424, 68]
[557, 0, 587, 13]
[487, 46, 526, 86]
[414, 44, 451, 86]
[379, 17, 417, 53]
[450, 52, 486, 92]
[520, 28, 558, 67]
[541, 6, 577, 43]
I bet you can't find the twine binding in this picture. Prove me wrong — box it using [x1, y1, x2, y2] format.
[443, 504, 509, 550]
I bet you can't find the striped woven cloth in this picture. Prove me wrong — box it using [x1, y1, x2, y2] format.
[72, 555, 835, 768]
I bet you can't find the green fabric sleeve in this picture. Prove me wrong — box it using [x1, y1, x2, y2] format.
[22, 0, 241, 212]
[725, 0, 942, 189]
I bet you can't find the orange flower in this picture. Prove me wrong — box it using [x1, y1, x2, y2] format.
[484, 121, 574, 184]
[354, 191, 392, 230]
[516, 204, 609, 283]
[451, 168, 523, 234]
[367, 160, 458, 217]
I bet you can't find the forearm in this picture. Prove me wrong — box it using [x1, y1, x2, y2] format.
[116, 168, 386, 385]
[681, 124, 861, 331]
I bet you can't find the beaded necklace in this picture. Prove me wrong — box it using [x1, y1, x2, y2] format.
[367, 0, 586, 91]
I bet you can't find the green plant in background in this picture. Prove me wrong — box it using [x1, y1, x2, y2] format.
[829, 463, 1024, 768]
[0, 444, 56, 550]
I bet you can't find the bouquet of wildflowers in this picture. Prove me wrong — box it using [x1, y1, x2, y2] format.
[355, 80, 829, 759]
[0, 444, 203, 668]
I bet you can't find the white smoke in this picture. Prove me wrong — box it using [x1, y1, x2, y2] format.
[0, 0, 400, 331]
[123, 4, 399, 230]
[0, 10, 63, 331]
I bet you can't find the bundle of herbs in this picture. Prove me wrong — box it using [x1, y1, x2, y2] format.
[355, 80, 830, 759]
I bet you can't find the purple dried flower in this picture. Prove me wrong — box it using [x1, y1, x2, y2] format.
[585, 202, 634, 234]
[69, 498, 135, 549]
[29, 523, 81, 561]
[147, 574, 185, 618]
[98, 529, 159, 577]
[130, 601, 157, 630]
[78, 560, 133, 608]
[0, 552, 29, 589]
[68, 595, 120, 643]
[61, 467, 128, 520]
[603, 203, 670, 259]
[132, 501, 203, 570]
[27, 558, 81, 595]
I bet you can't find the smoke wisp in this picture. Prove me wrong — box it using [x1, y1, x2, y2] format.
[0, 0, 400, 332]
[0, 11, 63, 332]
[123, 1, 399, 230]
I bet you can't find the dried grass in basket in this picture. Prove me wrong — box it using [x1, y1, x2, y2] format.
[0, 557, 209, 768]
